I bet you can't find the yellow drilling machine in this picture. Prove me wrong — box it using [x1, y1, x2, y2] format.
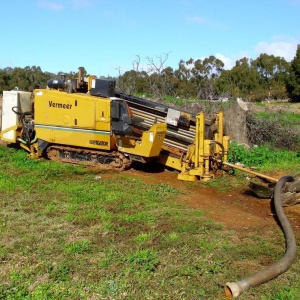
[0, 68, 230, 181]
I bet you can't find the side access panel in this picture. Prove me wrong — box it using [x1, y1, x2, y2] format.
[34, 89, 113, 150]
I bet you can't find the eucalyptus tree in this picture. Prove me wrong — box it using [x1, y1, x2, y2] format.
[191, 55, 224, 99]
[174, 56, 224, 99]
[0, 66, 51, 92]
[286, 44, 300, 102]
[0, 69, 12, 93]
[253, 53, 289, 99]
[117, 69, 139, 95]
[174, 58, 195, 98]
[215, 57, 259, 99]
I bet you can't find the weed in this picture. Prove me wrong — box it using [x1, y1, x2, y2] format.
[228, 141, 300, 173]
[165, 232, 180, 242]
[0, 246, 8, 261]
[125, 249, 159, 272]
[200, 240, 215, 250]
[65, 239, 92, 254]
[270, 286, 300, 300]
[48, 264, 70, 282]
[134, 232, 157, 243]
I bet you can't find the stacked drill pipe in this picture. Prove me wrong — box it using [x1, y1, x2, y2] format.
[115, 92, 215, 155]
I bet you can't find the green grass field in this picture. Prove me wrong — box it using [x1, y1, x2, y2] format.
[0, 146, 300, 299]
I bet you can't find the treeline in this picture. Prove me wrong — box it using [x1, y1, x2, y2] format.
[1, 45, 300, 102]
[117, 46, 300, 102]
[0, 66, 51, 93]
[0, 66, 82, 94]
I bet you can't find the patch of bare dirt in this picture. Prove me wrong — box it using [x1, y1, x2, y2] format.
[125, 164, 300, 231]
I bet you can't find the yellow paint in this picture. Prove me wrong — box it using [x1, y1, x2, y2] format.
[159, 111, 230, 182]
[33, 89, 167, 158]
[0, 124, 20, 143]
[117, 123, 167, 157]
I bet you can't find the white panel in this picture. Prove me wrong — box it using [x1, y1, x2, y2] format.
[1, 91, 32, 142]
[165, 108, 181, 126]
[2, 91, 19, 141]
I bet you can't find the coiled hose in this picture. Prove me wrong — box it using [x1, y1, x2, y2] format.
[225, 175, 297, 298]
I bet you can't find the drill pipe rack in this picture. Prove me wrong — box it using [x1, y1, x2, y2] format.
[116, 92, 230, 181]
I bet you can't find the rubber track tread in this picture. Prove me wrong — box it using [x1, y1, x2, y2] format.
[47, 145, 131, 170]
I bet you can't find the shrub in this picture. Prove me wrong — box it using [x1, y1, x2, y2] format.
[228, 141, 299, 168]
[246, 112, 300, 150]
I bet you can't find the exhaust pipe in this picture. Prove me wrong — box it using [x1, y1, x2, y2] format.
[225, 175, 297, 298]
[77, 67, 84, 89]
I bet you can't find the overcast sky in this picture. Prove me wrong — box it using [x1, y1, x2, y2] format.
[0, 0, 299, 77]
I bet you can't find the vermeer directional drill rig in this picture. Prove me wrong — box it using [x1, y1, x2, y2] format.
[1, 69, 229, 181]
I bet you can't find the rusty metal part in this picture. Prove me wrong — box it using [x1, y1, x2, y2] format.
[161, 143, 185, 157]
[46, 145, 131, 170]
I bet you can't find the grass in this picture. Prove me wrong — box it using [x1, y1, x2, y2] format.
[256, 111, 300, 127]
[0, 146, 300, 299]
[199, 141, 300, 193]
[227, 141, 300, 174]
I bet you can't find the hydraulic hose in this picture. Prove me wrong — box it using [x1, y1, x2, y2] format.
[225, 175, 297, 298]
[18, 135, 37, 145]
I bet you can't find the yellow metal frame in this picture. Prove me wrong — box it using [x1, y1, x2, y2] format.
[117, 123, 167, 157]
[159, 112, 229, 182]
[0, 124, 20, 143]
[4, 89, 168, 161]
[1, 124, 39, 158]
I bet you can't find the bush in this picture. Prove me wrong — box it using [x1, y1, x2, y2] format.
[246, 112, 300, 150]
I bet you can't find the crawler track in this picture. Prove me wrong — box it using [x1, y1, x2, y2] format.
[47, 145, 131, 170]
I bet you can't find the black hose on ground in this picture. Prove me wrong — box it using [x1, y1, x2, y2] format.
[225, 175, 297, 298]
